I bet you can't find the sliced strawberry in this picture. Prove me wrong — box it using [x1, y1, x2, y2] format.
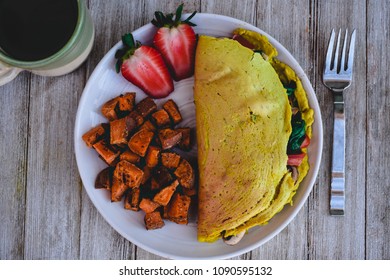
[115, 33, 174, 99]
[152, 4, 197, 81]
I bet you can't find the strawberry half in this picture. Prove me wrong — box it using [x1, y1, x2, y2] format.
[115, 33, 174, 99]
[152, 4, 197, 81]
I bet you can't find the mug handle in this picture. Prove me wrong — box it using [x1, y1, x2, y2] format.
[0, 61, 22, 86]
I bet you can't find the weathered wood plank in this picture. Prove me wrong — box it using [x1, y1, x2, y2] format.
[0, 73, 30, 259]
[308, 0, 366, 259]
[23, 71, 86, 259]
[366, 0, 390, 260]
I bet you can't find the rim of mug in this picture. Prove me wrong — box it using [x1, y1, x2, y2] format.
[0, 0, 86, 68]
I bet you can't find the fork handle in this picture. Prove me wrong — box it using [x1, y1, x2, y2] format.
[330, 92, 345, 215]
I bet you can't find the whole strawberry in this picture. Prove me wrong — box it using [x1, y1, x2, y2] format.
[152, 4, 197, 81]
[115, 33, 174, 98]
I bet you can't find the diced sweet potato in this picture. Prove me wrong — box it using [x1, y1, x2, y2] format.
[128, 129, 154, 157]
[119, 149, 140, 164]
[124, 187, 140, 211]
[151, 109, 171, 127]
[174, 159, 194, 189]
[144, 211, 164, 230]
[82, 123, 108, 148]
[150, 178, 161, 191]
[111, 176, 126, 202]
[101, 93, 136, 120]
[85, 91, 198, 232]
[140, 120, 156, 132]
[153, 166, 173, 188]
[153, 180, 179, 206]
[162, 205, 169, 219]
[114, 160, 144, 189]
[161, 152, 181, 169]
[182, 185, 197, 196]
[95, 167, 113, 190]
[139, 198, 160, 213]
[163, 99, 182, 124]
[118, 92, 136, 112]
[136, 97, 157, 118]
[145, 146, 161, 168]
[92, 139, 120, 165]
[110, 116, 137, 146]
[167, 193, 191, 225]
[128, 110, 144, 126]
[141, 165, 152, 185]
[158, 128, 182, 150]
[101, 96, 120, 121]
[176, 127, 191, 151]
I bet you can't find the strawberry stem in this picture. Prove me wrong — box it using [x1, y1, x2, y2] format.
[115, 33, 140, 73]
[151, 3, 197, 28]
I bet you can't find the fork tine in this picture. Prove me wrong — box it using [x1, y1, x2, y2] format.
[340, 29, 348, 72]
[333, 29, 341, 71]
[347, 29, 356, 71]
[325, 29, 335, 72]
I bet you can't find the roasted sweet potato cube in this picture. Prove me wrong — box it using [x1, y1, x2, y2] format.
[153, 166, 173, 188]
[153, 180, 179, 206]
[141, 165, 152, 185]
[114, 160, 144, 189]
[163, 99, 182, 124]
[128, 129, 154, 157]
[158, 128, 182, 150]
[110, 116, 137, 145]
[111, 176, 126, 202]
[139, 120, 156, 132]
[135, 97, 157, 118]
[118, 92, 136, 112]
[161, 152, 181, 169]
[182, 185, 197, 197]
[162, 205, 169, 219]
[139, 198, 160, 213]
[92, 139, 120, 165]
[128, 110, 144, 126]
[174, 159, 194, 189]
[167, 193, 191, 225]
[151, 109, 171, 127]
[176, 127, 191, 151]
[145, 146, 161, 168]
[150, 178, 161, 191]
[144, 211, 164, 230]
[124, 187, 141, 211]
[82, 123, 108, 148]
[119, 149, 141, 164]
[101, 96, 120, 121]
[95, 167, 113, 190]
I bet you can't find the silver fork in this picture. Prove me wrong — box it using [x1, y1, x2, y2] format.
[323, 29, 356, 216]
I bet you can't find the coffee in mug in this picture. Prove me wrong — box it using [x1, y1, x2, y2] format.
[0, 0, 94, 86]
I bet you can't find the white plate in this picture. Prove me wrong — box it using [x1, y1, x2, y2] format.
[74, 13, 323, 259]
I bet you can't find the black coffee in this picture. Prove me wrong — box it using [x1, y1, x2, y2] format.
[0, 0, 78, 61]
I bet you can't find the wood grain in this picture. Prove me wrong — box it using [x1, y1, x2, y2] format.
[366, 0, 390, 260]
[309, 0, 367, 260]
[0, 73, 29, 259]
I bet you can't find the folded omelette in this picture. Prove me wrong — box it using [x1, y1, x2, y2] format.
[194, 29, 314, 243]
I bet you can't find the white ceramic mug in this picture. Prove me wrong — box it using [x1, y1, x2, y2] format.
[0, 0, 94, 86]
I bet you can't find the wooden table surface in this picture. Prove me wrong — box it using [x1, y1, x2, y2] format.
[1, 0, 389, 260]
